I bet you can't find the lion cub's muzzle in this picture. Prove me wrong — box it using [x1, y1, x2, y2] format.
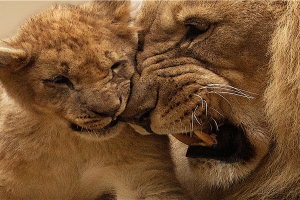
[70, 81, 131, 136]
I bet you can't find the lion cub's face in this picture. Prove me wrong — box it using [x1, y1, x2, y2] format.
[0, 2, 136, 139]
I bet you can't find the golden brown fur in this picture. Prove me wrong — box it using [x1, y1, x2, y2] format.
[0, 2, 187, 199]
[122, 1, 300, 199]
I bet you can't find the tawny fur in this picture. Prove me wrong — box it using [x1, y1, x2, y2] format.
[0, 2, 187, 199]
[122, 1, 300, 199]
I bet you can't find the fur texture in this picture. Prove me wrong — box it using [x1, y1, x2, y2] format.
[122, 1, 300, 199]
[0, 2, 187, 199]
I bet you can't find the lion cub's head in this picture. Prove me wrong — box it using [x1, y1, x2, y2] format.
[0, 1, 136, 140]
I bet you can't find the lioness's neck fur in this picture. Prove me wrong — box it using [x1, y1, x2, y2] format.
[0, 2, 187, 199]
[220, 3, 300, 199]
[233, 2, 300, 199]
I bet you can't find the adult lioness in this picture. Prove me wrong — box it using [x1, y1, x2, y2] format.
[122, 1, 300, 199]
[0, 1, 187, 199]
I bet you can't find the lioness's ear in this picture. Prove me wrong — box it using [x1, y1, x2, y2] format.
[0, 44, 28, 71]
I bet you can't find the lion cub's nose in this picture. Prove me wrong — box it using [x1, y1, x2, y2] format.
[87, 96, 121, 119]
[91, 103, 121, 119]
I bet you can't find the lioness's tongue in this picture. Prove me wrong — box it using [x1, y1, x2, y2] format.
[173, 130, 216, 147]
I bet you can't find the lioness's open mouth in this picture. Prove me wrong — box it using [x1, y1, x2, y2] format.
[173, 121, 255, 163]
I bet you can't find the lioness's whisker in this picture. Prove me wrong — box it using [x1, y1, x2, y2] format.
[213, 91, 254, 99]
[210, 88, 251, 97]
[209, 106, 225, 117]
[203, 99, 208, 116]
[211, 117, 219, 131]
[192, 106, 202, 126]
[193, 94, 205, 108]
[208, 91, 233, 108]
[200, 84, 257, 100]
[193, 112, 202, 127]
[206, 83, 258, 95]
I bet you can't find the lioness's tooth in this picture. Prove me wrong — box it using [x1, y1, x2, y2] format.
[194, 130, 216, 147]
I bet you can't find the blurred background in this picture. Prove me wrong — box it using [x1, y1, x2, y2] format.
[0, 1, 87, 39]
[0, 1, 141, 39]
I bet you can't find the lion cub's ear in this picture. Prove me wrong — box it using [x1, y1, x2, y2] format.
[82, 1, 137, 39]
[0, 44, 29, 72]
[83, 1, 131, 22]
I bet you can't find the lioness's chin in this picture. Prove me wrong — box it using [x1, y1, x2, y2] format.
[170, 126, 269, 188]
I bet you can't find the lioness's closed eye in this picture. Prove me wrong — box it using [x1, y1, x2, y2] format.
[0, 1, 188, 199]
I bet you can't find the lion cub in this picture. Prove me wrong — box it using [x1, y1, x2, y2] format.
[0, 2, 186, 199]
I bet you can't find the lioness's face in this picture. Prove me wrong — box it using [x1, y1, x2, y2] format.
[0, 4, 136, 140]
[122, 1, 285, 184]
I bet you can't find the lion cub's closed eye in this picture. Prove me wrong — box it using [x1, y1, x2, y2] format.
[0, 1, 187, 199]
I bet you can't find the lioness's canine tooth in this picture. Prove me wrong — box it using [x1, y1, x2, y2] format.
[194, 130, 216, 147]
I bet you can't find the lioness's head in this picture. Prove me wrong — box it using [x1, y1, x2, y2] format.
[0, 1, 136, 140]
[122, 1, 287, 187]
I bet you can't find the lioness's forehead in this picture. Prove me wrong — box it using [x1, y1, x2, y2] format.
[179, 1, 282, 18]
[143, 1, 285, 25]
